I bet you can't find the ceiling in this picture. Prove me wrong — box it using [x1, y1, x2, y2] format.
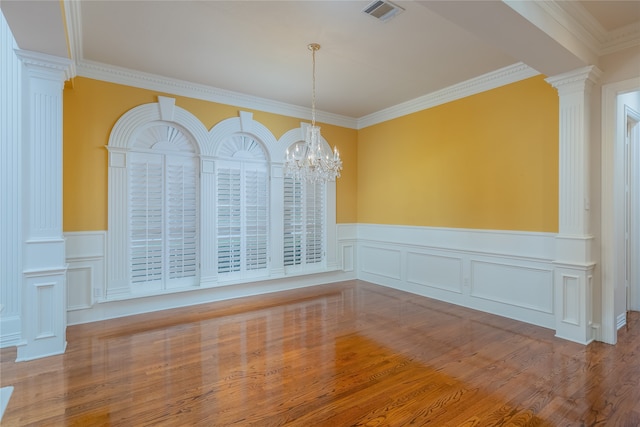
[2, 1, 639, 121]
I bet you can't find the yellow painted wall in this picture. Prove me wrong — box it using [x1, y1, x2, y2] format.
[357, 76, 559, 232]
[64, 75, 557, 233]
[62, 77, 358, 231]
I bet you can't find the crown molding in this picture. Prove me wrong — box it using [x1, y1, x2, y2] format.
[76, 60, 358, 130]
[357, 62, 540, 129]
[77, 59, 539, 132]
[61, 0, 637, 131]
[63, 0, 82, 63]
[63, 0, 356, 128]
[538, 1, 640, 57]
[63, 0, 536, 131]
[600, 23, 640, 56]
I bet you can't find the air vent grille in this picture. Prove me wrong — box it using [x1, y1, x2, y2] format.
[363, 0, 404, 22]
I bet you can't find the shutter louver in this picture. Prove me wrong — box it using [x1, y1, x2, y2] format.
[217, 167, 242, 274]
[129, 153, 164, 284]
[284, 178, 303, 266]
[306, 181, 324, 264]
[245, 169, 268, 271]
[166, 156, 198, 286]
[283, 176, 325, 268]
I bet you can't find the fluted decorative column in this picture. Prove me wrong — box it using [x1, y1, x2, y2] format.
[15, 50, 73, 361]
[546, 66, 601, 344]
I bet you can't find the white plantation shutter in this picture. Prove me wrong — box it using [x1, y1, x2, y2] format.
[216, 167, 242, 274]
[284, 178, 303, 266]
[245, 169, 268, 271]
[216, 162, 269, 277]
[283, 177, 325, 268]
[216, 135, 269, 278]
[166, 156, 199, 287]
[306, 181, 324, 264]
[129, 153, 164, 285]
[127, 124, 199, 291]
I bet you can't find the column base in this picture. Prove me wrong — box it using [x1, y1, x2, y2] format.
[553, 261, 595, 344]
[16, 267, 67, 361]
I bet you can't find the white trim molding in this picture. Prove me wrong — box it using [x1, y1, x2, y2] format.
[357, 62, 539, 128]
[65, 232, 106, 310]
[66, 225, 357, 325]
[14, 50, 72, 361]
[601, 77, 640, 344]
[546, 65, 602, 344]
[356, 224, 556, 330]
[0, 12, 22, 349]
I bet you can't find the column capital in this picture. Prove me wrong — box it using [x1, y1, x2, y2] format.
[545, 65, 602, 95]
[14, 49, 74, 82]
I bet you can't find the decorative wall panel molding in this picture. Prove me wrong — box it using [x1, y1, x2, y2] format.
[360, 246, 402, 280]
[470, 260, 553, 314]
[66, 226, 357, 325]
[406, 252, 463, 294]
[357, 224, 556, 329]
[65, 232, 106, 310]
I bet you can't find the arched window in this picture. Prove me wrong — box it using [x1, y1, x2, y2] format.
[105, 99, 338, 301]
[128, 123, 199, 291]
[215, 135, 269, 279]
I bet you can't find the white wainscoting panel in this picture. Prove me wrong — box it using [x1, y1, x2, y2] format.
[65, 232, 106, 310]
[357, 224, 556, 329]
[470, 260, 553, 313]
[360, 246, 402, 281]
[67, 266, 93, 311]
[341, 244, 355, 272]
[337, 223, 357, 273]
[65, 226, 357, 325]
[406, 252, 463, 294]
[561, 274, 581, 326]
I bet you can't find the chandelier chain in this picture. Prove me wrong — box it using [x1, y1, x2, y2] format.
[310, 43, 318, 127]
[283, 42, 342, 183]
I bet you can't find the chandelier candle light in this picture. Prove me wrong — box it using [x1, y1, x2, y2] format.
[284, 43, 342, 182]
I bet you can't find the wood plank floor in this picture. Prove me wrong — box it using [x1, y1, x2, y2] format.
[1, 280, 639, 426]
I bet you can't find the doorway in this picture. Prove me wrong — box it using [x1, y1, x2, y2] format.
[601, 82, 640, 345]
[626, 110, 640, 314]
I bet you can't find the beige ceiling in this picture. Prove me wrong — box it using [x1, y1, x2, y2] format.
[2, 1, 639, 120]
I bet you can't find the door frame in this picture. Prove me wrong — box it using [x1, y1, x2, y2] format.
[601, 78, 640, 344]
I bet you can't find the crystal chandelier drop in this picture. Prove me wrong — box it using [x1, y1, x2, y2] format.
[284, 43, 342, 182]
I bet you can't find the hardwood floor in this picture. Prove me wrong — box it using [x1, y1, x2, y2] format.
[1, 280, 639, 426]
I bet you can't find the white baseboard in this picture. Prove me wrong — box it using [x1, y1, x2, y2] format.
[617, 312, 627, 330]
[67, 270, 356, 325]
[0, 386, 13, 422]
[0, 316, 21, 348]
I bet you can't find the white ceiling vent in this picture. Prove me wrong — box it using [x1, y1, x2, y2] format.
[362, 0, 404, 22]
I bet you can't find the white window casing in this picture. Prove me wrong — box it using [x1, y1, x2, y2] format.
[106, 100, 338, 301]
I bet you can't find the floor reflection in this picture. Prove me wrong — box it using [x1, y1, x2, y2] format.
[1, 281, 639, 426]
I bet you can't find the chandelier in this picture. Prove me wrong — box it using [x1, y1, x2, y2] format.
[284, 43, 342, 182]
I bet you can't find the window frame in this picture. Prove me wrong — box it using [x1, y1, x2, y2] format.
[106, 99, 339, 301]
